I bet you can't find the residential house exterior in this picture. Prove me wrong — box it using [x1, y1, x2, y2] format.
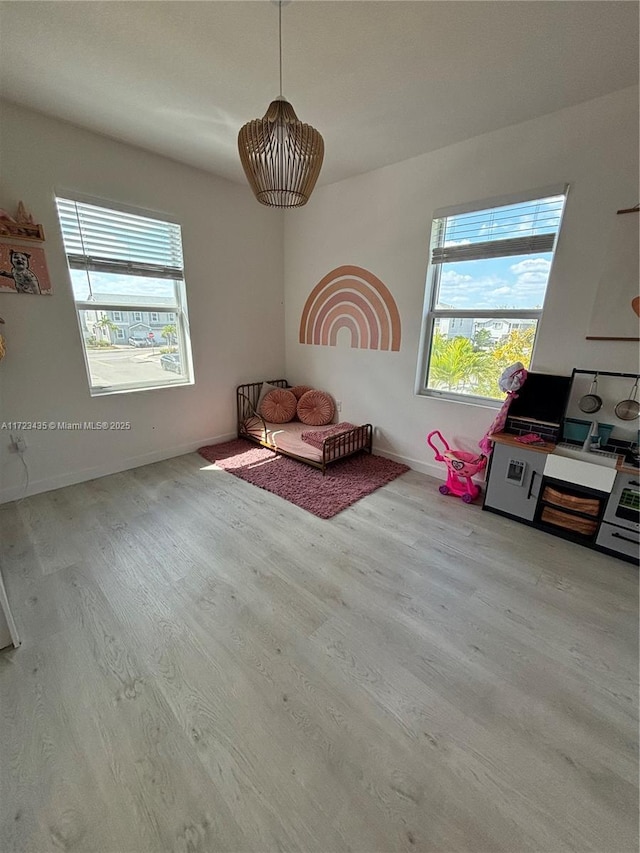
[81, 310, 177, 345]
[474, 318, 536, 344]
[439, 316, 537, 346]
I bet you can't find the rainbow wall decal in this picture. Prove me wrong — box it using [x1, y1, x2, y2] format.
[299, 265, 401, 351]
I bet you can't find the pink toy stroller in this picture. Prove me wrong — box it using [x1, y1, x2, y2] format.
[426, 430, 487, 504]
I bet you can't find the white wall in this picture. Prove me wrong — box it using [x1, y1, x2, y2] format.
[0, 101, 285, 502]
[284, 86, 639, 475]
[1, 88, 637, 500]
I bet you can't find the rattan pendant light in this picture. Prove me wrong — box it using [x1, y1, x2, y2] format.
[238, 0, 324, 208]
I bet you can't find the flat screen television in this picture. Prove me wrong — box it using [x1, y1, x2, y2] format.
[507, 372, 572, 425]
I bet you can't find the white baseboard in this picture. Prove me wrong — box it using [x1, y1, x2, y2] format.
[373, 445, 486, 485]
[1, 436, 481, 505]
[372, 445, 442, 479]
[0, 432, 236, 505]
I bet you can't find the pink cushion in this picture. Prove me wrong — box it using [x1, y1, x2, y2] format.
[260, 388, 297, 423]
[297, 389, 335, 426]
[290, 384, 313, 400]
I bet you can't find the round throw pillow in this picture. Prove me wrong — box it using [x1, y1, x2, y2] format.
[297, 389, 335, 426]
[289, 384, 313, 400]
[260, 388, 297, 423]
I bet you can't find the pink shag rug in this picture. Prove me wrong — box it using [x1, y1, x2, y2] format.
[197, 439, 409, 519]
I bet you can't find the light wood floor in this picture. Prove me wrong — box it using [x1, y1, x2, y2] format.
[0, 452, 637, 853]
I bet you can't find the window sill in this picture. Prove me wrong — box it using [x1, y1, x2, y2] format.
[416, 389, 501, 410]
[89, 378, 194, 397]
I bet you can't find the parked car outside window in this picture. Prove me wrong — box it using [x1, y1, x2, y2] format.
[160, 353, 181, 373]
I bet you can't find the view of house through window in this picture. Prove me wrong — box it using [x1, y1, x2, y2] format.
[419, 189, 567, 401]
[56, 197, 193, 395]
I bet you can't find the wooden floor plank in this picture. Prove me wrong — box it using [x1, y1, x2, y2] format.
[0, 451, 637, 852]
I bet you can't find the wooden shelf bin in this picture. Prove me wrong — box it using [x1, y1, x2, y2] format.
[539, 506, 599, 537]
[541, 485, 601, 517]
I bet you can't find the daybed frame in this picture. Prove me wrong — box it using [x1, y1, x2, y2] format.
[237, 380, 373, 474]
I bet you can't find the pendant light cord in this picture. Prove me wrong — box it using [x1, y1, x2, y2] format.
[278, 0, 283, 97]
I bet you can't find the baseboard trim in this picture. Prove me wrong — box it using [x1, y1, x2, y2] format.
[372, 445, 442, 479]
[2, 436, 479, 505]
[373, 445, 486, 485]
[0, 432, 236, 505]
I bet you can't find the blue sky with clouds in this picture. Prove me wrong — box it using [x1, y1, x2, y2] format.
[71, 269, 177, 304]
[436, 253, 552, 310]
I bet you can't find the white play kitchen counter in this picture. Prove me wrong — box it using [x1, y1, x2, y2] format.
[483, 432, 639, 564]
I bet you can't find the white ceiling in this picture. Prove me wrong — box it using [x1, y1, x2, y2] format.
[0, 1, 638, 187]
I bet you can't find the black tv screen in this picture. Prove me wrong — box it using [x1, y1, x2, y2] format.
[507, 372, 571, 425]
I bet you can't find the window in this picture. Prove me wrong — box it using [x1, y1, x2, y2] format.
[56, 196, 193, 395]
[418, 187, 567, 402]
[150, 312, 159, 322]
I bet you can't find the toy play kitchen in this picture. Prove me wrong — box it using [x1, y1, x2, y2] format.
[483, 369, 639, 565]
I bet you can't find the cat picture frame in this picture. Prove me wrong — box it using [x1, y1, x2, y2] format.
[0, 242, 52, 295]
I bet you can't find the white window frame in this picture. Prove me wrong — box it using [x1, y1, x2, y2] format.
[150, 312, 159, 323]
[416, 184, 568, 406]
[116, 328, 125, 340]
[56, 193, 194, 396]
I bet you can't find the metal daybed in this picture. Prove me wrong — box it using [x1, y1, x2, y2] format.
[237, 380, 373, 474]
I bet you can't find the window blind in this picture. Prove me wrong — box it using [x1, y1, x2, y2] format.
[432, 233, 557, 264]
[431, 194, 564, 264]
[56, 197, 184, 280]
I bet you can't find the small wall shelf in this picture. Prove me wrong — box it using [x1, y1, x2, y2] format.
[0, 222, 45, 242]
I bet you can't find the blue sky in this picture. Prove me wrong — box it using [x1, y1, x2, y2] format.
[436, 253, 553, 310]
[71, 269, 177, 304]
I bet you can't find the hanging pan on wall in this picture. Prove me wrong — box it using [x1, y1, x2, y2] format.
[578, 374, 603, 414]
[614, 379, 639, 420]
